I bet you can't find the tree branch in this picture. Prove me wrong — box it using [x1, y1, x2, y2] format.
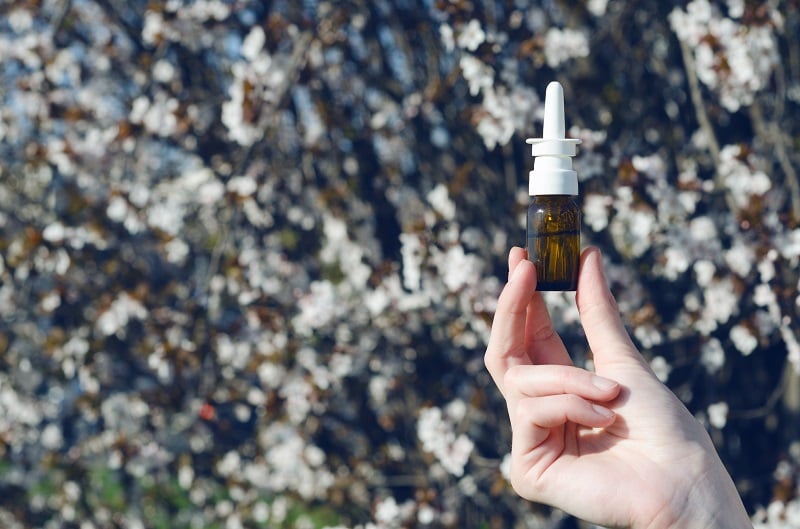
[677, 38, 737, 213]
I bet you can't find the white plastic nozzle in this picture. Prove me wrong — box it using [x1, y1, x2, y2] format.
[526, 82, 580, 196]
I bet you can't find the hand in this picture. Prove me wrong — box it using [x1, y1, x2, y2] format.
[484, 246, 751, 529]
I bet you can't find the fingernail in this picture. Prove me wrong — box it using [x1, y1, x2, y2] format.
[591, 404, 615, 418]
[587, 247, 606, 278]
[510, 260, 525, 282]
[592, 375, 618, 392]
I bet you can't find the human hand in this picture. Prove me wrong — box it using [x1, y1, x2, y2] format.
[484, 246, 751, 529]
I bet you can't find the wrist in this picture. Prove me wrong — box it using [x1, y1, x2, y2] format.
[643, 454, 751, 529]
[664, 502, 751, 529]
[666, 505, 751, 529]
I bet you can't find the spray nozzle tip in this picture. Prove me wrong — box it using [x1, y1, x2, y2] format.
[542, 81, 566, 139]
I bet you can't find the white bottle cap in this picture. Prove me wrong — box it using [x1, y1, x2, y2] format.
[526, 82, 580, 196]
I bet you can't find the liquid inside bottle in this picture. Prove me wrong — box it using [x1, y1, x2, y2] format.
[527, 195, 580, 291]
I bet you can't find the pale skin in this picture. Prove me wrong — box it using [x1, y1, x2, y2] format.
[484, 246, 752, 529]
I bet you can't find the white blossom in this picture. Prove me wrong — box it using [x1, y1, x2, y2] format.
[583, 194, 612, 232]
[433, 245, 482, 293]
[227, 175, 258, 197]
[439, 24, 455, 52]
[164, 237, 189, 264]
[693, 259, 716, 286]
[475, 85, 533, 149]
[719, 145, 772, 209]
[662, 245, 691, 280]
[400, 233, 424, 293]
[417, 504, 436, 525]
[725, 241, 754, 277]
[543, 28, 589, 68]
[689, 216, 717, 242]
[292, 280, 344, 335]
[152, 58, 176, 83]
[726, 0, 744, 18]
[701, 338, 726, 374]
[650, 355, 671, 382]
[417, 404, 474, 477]
[96, 292, 148, 337]
[730, 324, 758, 355]
[587, 0, 609, 17]
[427, 184, 456, 220]
[500, 453, 512, 481]
[754, 283, 778, 309]
[42, 222, 66, 243]
[40, 423, 64, 450]
[609, 206, 655, 258]
[129, 92, 180, 137]
[369, 374, 390, 407]
[241, 26, 266, 61]
[459, 55, 494, 97]
[216, 451, 241, 477]
[708, 401, 729, 429]
[456, 20, 485, 52]
[374, 497, 415, 528]
[696, 277, 739, 334]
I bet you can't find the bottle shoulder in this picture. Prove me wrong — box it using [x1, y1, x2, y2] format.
[528, 195, 580, 212]
[529, 194, 579, 202]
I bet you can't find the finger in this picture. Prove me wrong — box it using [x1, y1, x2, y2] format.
[575, 247, 645, 369]
[511, 394, 616, 449]
[524, 289, 571, 367]
[485, 256, 538, 394]
[508, 246, 526, 277]
[511, 247, 570, 366]
[486, 246, 574, 394]
[507, 247, 571, 366]
[503, 364, 620, 404]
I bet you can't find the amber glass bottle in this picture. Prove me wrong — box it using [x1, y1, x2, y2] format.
[527, 195, 580, 291]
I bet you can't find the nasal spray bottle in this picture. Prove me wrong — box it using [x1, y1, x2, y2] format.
[526, 82, 581, 291]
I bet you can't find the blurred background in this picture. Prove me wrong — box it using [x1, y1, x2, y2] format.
[1, 0, 799, 527]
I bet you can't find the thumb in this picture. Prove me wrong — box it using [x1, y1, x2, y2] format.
[576, 247, 646, 369]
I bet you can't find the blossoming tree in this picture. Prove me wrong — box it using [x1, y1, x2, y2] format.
[0, 0, 798, 527]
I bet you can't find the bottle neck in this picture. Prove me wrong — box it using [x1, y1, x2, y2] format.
[531, 194, 576, 200]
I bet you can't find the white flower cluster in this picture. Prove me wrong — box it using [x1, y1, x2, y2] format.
[753, 498, 800, 529]
[669, 0, 782, 112]
[95, 292, 148, 338]
[417, 400, 474, 477]
[222, 25, 296, 146]
[543, 28, 590, 68]
[444, 19, 541, 149]
[457, 52, 540, 149]
[445, 14, 590, 150]
[373, 496, 416, 528]
[718, 144, 772, 210]
[255, 425, 335, 500]
[292, 213, 373, 335]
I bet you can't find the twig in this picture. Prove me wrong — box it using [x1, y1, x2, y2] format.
[729, 368, 788, 420]
[756, 63, 800, 224]
[750, 106, 800, 225]
[677, 39, 737, 212]
[678, 40, 722, 171]
[772, 128, 800, 224]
